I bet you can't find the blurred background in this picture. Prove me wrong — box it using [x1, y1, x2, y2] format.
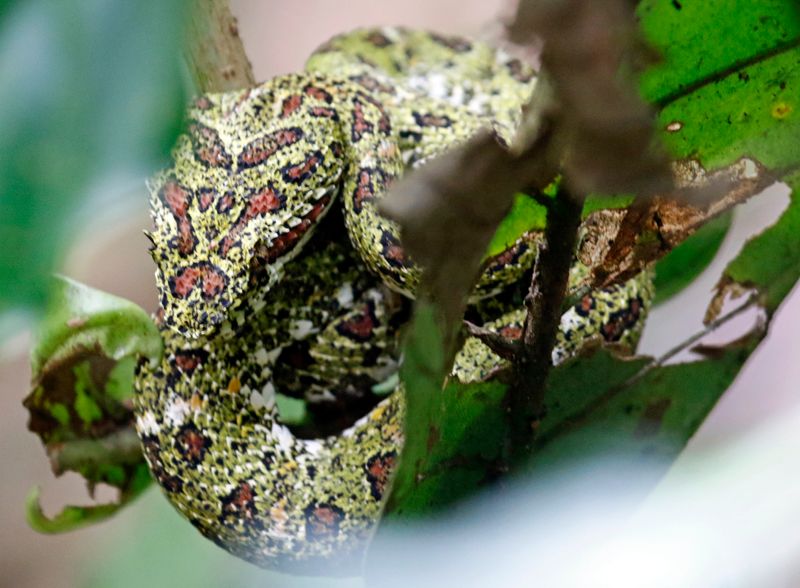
[0, 1, 797, 587]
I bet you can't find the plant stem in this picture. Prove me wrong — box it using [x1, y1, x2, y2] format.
[185, 0, 255, 93]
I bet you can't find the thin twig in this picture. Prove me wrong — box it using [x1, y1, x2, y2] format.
[623, 294, 760, 389]
[463, 320, 520, 361]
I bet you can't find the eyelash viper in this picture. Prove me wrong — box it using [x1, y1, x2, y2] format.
[134, 27, 653, 574]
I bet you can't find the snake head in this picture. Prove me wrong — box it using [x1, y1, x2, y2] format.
[148, 81, 344, 338]
[147, 174, 257, 338]
[148, 171, 337, 339]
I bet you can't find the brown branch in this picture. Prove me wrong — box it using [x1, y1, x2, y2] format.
[185, 0, 255, 93]
[464, 320, 520, 361]
[506, 188, 586, 461]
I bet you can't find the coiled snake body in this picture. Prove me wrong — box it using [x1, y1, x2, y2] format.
[134, 28, 652, 573]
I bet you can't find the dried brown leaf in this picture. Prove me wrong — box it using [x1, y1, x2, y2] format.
[585, 158, 772, 289]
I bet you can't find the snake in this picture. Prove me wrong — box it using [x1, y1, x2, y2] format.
[133, 27, 653, 574]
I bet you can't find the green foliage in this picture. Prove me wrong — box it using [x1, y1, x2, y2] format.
[0, 0, 187, 325]
[379, 0, 800, 523]
[24, 276, 161, 532]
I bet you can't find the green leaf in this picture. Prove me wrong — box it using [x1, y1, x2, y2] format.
[26, 463, 151, 534]
[527, 339, 758, 473]
[24, 276, 160, 533]
[0, 0, 187, 325]
[32, 276, 161, 377]
[715, 173, 800, 315]
[383, 303, 448, 515]
[638, 0, 800, 106]
[639, 1, 800, 171]
[384, 378, 507, 516]
[26, 486, 126, 533]
[653, 212, 732, 304]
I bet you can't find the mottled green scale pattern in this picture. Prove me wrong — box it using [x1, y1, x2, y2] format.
[134, 27, 653, 573]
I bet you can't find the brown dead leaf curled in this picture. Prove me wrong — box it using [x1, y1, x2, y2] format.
[584, 158, 773, 289]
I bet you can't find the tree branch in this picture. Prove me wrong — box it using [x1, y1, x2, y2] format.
[185, 0, 255, 93]
[506, 188, 586, 461]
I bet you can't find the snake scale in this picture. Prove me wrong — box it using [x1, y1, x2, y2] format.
[134, 28, 652, 574]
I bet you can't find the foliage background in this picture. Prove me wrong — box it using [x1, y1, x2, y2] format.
[0, 0, 798, 586]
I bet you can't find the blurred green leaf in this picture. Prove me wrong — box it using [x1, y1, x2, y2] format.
[0, 0, 187, 324]
[653, 212, 732, 304]
[24, 276, 160, 533]
[26, 463, 151, 533]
